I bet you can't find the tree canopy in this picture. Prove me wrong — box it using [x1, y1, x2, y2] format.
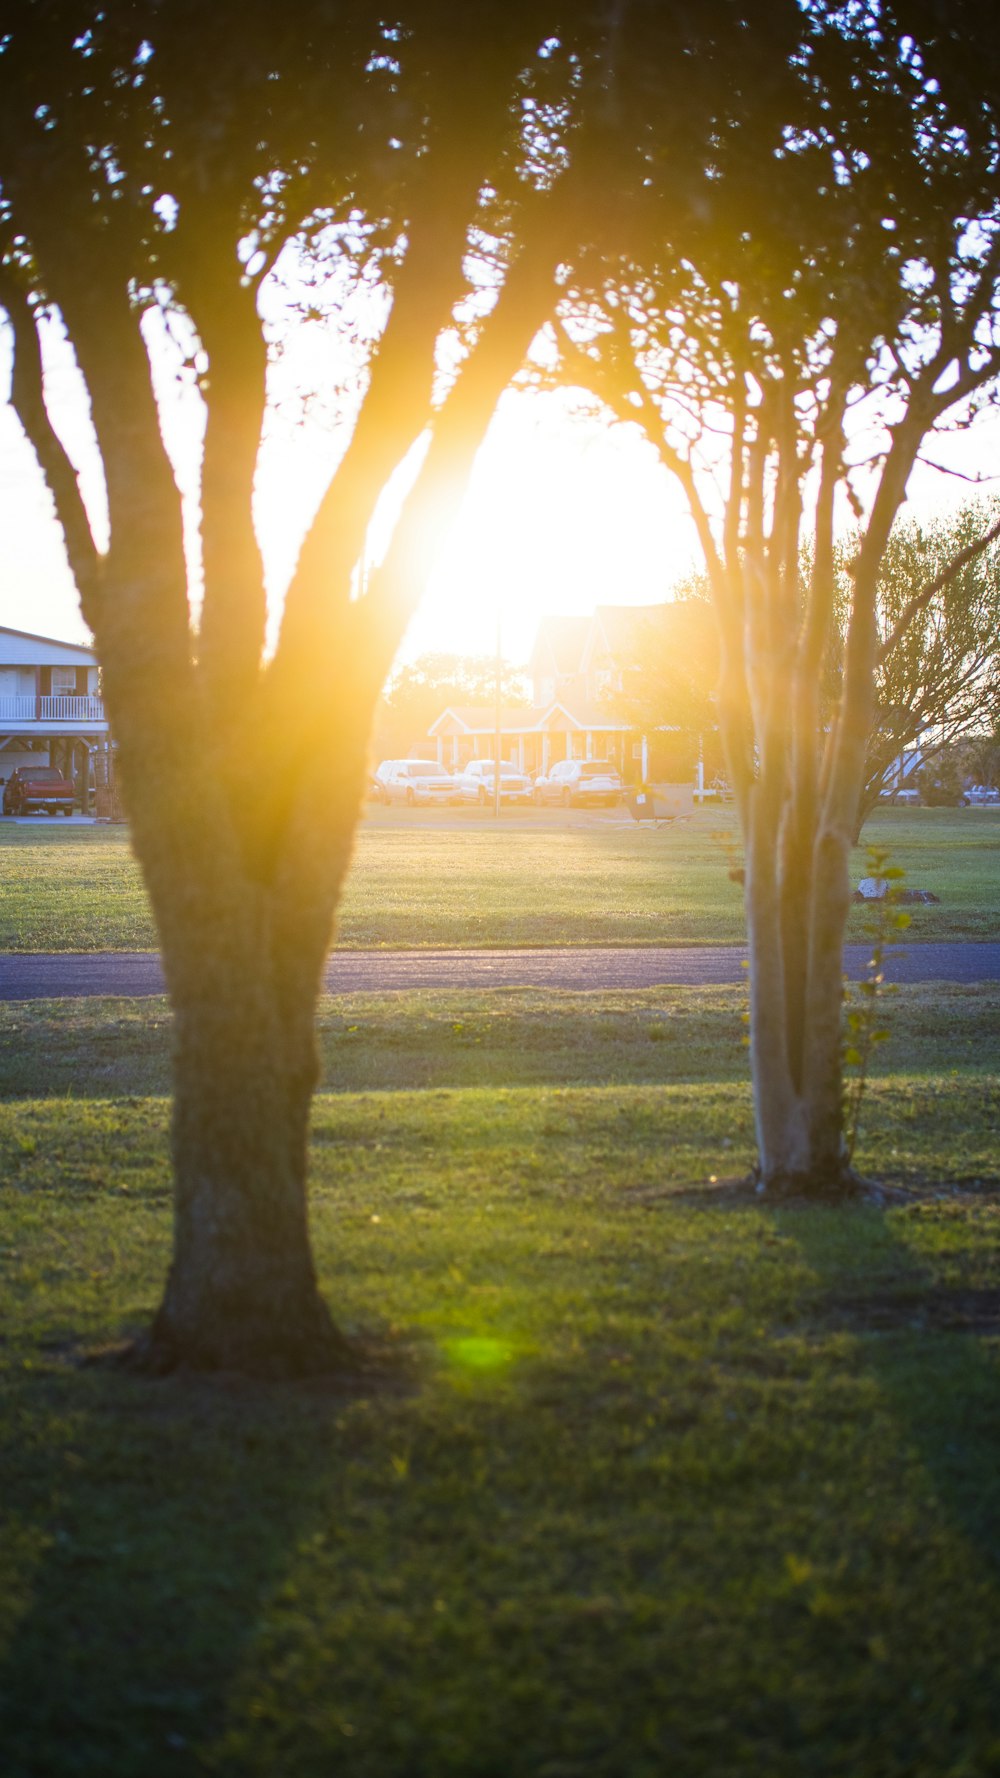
[376, 653, 530, 760]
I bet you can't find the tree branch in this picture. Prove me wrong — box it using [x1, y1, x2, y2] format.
[0, 263, 102, 620]
[355, 198, 571, 691]
[177, 243, 269, 730]
[877, 510, 1000, 665]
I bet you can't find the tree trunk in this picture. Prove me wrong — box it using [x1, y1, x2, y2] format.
[746, 812, 859, 1199]
[135, 947, 351, 1375]
[745, 792, 811, 1188]
[120, 787, 363, 1377]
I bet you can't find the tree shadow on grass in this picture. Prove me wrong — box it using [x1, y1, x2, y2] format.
[781, 1195, 1000, 1564]
[0, 1353, 419, 1778]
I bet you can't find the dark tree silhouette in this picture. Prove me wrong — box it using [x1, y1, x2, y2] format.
[0, 1, 605, 1372]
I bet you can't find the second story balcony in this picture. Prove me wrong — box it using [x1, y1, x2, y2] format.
[0, 693, 107, 728]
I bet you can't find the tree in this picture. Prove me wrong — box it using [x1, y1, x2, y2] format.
[375, 652, 530, 760]
[556, 0, 1000, 1193]
[848, 503, 1000, 828]
[3, 0, 804, 1369]
[964, 724, 1000, 791]
[0, 0, 616, 1373]
[601, 583, 724, 783]
[915, 751, 967, 806]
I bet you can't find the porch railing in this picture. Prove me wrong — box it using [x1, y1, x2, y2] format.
[0, 695, 106, 723]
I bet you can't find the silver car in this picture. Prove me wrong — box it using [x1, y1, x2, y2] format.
[532, 759, 624, 807]
[455, 759, 532, 805]
[375, 759, 458, 806]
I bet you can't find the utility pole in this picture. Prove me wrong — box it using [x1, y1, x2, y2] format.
[494, 607, 502, 818]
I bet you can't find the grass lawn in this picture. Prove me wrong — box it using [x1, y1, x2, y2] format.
[1, 981, 999, 1100]
[1, 803, 998, 951]
[2, 985, 1000, 1775]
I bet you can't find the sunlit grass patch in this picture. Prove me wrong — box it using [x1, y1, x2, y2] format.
[2, 805, 998, 952]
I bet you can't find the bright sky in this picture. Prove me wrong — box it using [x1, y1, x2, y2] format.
[390, 391, 700, 665]
[0, 299, 698, 668]
[1, 302, 997, 669]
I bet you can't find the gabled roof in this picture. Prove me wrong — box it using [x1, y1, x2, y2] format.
[534, 699, 629, 731]
[429, 699, 629, 737]
[0, 623, 97, 662]
[428, 704, 539, 736]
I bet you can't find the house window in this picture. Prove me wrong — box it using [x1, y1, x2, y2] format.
[51, 668, 76, 696]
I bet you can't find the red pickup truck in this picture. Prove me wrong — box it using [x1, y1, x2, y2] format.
[2, 765, 76, 817]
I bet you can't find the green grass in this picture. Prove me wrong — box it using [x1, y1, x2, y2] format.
[1, 981, 999, 1100]
[2, 804, 999, 951]
[2, 985, 1000, 1775]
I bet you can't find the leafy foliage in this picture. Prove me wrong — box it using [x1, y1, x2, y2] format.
[375, 652, 530, 757]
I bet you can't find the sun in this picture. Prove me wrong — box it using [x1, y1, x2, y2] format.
[397, 388, 700, 668]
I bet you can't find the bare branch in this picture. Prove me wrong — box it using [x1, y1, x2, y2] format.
[0, 264, 102, 619]
[178, 247, 269, 729]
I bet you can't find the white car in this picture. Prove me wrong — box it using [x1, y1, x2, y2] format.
[455, 759, 532, 804]
[375, 759, 458, 806]
[532, 759, 624, 807]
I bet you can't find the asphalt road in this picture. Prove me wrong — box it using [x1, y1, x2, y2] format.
[1, 943, 999, 1002]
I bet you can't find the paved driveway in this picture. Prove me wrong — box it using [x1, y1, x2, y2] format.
[2, 943, 999, 1001]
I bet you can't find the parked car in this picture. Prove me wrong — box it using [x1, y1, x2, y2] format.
[454, 759, 532, 804]
[532, 759, 624, 807]
[966, 784, 1000, 804]
[2, 765, 76, 816]
[374, 759, 458, 806]
[877, 786, 921, 806]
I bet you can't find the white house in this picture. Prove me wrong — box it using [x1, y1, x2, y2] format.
[0, 624, 109, 803]
[427, 604, 714, 783]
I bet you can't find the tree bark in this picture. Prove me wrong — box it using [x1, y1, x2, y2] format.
[138, 861, 357, 1376]
[744, 784, 810, 1188]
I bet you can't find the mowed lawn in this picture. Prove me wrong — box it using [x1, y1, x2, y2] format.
[2, 810, 999, 1774]
[2, 986, 1000, 1775]
[1, 803, 999, 950]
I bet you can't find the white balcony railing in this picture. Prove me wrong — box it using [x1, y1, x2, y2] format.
[0, 694, 107, 723]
